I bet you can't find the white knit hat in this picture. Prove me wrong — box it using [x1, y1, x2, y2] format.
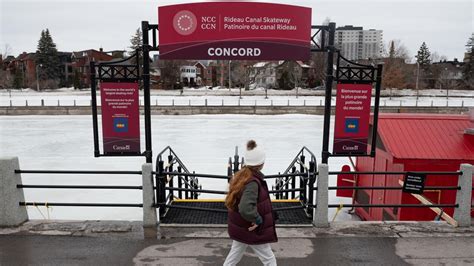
[244, 140, 265, 166]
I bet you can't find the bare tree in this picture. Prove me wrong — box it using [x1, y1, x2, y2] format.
[0, 44, 13, 90]
[382, 39, 410, 61]
[431, 52, 447, 63]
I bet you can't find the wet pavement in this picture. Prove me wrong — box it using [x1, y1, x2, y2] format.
[1, 221, 473, 265]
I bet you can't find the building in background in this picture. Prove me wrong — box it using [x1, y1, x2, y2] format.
[71, 48, 114, 87]
[179, 65, 197, 87]
[335, 25, 383, 61]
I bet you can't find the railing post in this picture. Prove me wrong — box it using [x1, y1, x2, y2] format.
[157, 160, 166, 217]
[177, 166, 183, 199]
[185, 174, 190, 199]
[307, 161, 316, 217]
[142, 163, 157, 229]
[314, 163, 329, 227]
[168, 155, 174, 198]
[193, 171, 198, 199]
[275, 173, 281, 199]
[227, 157, 233, 183]
[299, 155, 306, 204]
[0, 157, 28, 226]
[233, 146, 240, 174]
[291, 166, 297, 199]
[454, 164, 473, 227]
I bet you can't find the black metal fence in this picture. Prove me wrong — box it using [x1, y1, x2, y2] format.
[15, 169, 143, 208]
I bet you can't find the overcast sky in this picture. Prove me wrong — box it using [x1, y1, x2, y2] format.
[1, 0, 472, 61]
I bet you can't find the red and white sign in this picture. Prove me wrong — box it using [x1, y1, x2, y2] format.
[158, 2, 312, 60]
[100, 82, 140, 155]
[333, 83, 373, 155]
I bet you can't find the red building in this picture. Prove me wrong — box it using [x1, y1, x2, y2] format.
[71, 49, 114, 87]
[346, 113, 474, 221]
[14, 52, 37, 88]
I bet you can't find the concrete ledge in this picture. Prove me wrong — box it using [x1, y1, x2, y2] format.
[2, 220, 473, 239]
[0, 106, 469, 115]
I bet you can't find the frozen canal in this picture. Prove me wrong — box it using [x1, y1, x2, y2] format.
[0, 115, 357, 221]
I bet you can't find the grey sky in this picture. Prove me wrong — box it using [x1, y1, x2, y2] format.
[1, 0, 472, 61]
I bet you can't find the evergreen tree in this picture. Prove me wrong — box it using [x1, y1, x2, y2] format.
[13, 70, 23, 89]
[35, 29, 60, 90]
[415, 42, 431, 67]
[73, 69, 82, 90]
[129, 28, 143, 64]
[388, 41, 395, 59]
[463, 34, 473, 89]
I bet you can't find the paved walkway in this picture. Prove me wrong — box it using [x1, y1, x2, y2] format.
[1, 221, 473, 265]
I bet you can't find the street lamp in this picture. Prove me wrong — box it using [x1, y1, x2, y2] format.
[228, 60, 231, 91]
[415, 62, 420, 101]
[36, 63, 43, 91]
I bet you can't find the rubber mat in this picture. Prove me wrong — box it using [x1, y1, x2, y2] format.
[160, 201, 312, 224]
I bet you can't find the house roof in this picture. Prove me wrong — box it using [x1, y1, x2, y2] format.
[374, 113, 474, 160]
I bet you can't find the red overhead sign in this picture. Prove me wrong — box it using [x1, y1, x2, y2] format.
[100, 82, 141, 155]
[333, 83, 373, 155]
[158, 2, 312, 60]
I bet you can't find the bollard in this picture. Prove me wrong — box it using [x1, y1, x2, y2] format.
[304, 99, 306, 106]
[189, 99, 191, 106]
[10, 100, 12, 107]
[205, 99, 208, 106]
[453, 164, 473, 227]
[431, 100, 433, 107]
[222, 99, 224, 106]
[313, 163, 329, 227]
[142, 163, 157, 228]
[320, 99, 322, 106]
[58, 100, 60, 107]
[26, 100, 28, 107]
[172, 99, 175, 106]
[156, 99, 158, 106]
[41, 99, 44, 106]
[0, 157, 28, 226]
[74, 100, 76, 107]
[462, 100, 464, 107]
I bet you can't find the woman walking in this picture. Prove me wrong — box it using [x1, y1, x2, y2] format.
[224, 140, 277, 266]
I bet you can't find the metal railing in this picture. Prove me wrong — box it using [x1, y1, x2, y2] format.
[272, 147, 318, 216]
[15, 169, 144, 208]
[154, 146, 318, 218]
[2, 97, 472, 108]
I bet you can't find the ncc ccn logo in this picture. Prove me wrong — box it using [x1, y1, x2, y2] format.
[173, 10, 198, 35]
